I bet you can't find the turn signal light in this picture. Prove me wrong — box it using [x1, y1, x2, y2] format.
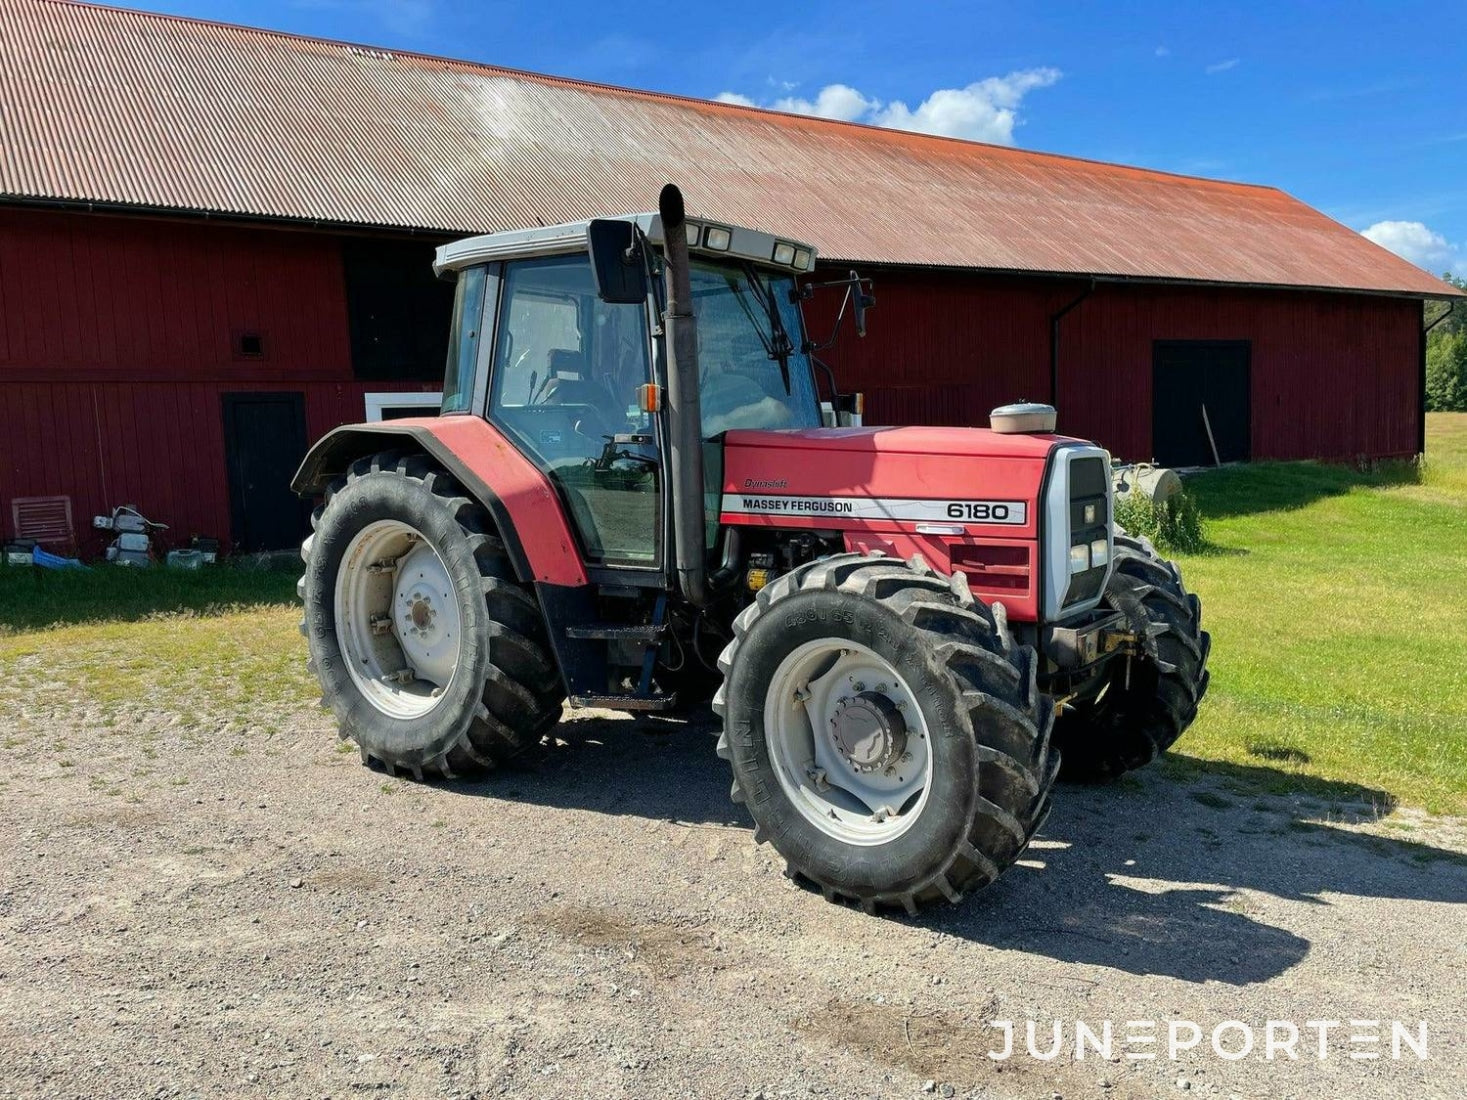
[638, 383, 662, 413]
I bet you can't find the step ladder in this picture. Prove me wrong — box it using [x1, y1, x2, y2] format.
[566, 594, 678, 712]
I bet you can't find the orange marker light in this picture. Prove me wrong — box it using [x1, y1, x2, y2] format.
[638, 383, 662, 413]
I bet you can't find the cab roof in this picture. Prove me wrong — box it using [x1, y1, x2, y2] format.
[434, 213, 817, 277]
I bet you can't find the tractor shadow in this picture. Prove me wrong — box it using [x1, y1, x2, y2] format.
[449, 708, 746, 828]
[452, 711, 1467, 987]
[929, 759, 1467, 986]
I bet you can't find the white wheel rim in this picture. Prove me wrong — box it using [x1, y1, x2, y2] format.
[763, 639, 933, 846]
[334, 520, 462, 719]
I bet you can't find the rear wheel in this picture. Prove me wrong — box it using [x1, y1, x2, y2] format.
[1052, 533, 1210, 780]
[300, 452, 564, 778]
[714, 553, 1058, 914]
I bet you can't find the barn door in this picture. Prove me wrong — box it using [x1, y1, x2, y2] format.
[1152, 341, 1251, 466]
[221, 392, 312, 552]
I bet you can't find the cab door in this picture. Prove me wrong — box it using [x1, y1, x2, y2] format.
[485, 253, 662, 569]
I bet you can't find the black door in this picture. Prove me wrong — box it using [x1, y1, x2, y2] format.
[1152, 341, 1251, 466]
[222, 392, 312, 552]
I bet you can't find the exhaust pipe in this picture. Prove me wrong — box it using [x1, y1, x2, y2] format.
[659, 184, 709, 608]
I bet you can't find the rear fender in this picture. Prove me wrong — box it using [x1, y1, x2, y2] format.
[293, 417, 587, 587]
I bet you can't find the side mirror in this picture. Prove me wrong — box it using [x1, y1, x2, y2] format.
[587, 219, 649, 304]
[850, 270, 876, 338]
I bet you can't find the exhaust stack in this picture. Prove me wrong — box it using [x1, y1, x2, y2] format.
[659, 184, 709, 608]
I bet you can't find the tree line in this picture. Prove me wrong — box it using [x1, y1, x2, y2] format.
[1426, 273, 1467, 412]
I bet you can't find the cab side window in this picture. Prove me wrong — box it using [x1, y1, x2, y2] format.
[488, 255, 659, 565]
[440, 265, 487, 414]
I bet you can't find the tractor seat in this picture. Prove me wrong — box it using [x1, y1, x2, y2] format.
[537, 350, 618, 436]
[546, 348, 588, 382]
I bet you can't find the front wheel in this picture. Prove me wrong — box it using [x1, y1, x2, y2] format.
[1052, 532, 1210, 780]
[714, 553, 1058, 914]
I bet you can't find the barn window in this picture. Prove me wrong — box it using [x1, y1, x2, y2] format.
[231, 329, 266, 359]
[341, 239, 454, 381]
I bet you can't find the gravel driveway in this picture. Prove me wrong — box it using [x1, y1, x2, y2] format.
[1, 700, 1463, 1100]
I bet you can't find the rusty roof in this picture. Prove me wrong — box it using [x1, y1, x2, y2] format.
[1, 0, 1457, 298]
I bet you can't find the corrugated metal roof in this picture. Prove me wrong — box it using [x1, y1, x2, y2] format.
[1, 0, 1457, 297]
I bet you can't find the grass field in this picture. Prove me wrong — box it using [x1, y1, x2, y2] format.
[1171, 413, 1467, 814]
[1, 415, 1463, 814]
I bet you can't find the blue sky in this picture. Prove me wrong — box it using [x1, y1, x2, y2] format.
[124, 0, 1467, 276]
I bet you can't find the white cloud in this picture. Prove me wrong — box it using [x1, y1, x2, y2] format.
[771, 83, 878, 122]
[712, 67, 1061, 145]
[1361, 220, 1466, 275]
[1205, 58, 1240, 74]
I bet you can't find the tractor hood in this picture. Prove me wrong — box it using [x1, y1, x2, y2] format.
[720, 426, 1063, 541]
[726, 425, 1062, 461]
[719, 425, 1108, 624]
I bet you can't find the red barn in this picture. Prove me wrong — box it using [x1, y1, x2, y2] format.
[0, 0, 1458, 553]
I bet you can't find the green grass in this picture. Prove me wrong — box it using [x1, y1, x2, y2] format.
[0, 563, 309, 741]
[0, 561, 299, 636]
[1171, 413, 1467, 815]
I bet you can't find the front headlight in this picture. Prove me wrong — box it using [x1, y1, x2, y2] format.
[1068, 543, 1090, 573]
[1090, 538, 1109, 568]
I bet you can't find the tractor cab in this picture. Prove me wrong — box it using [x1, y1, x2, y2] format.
[431, 208, 840, 573]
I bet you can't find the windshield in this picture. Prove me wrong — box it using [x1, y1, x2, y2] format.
[689, 259, 821, 435]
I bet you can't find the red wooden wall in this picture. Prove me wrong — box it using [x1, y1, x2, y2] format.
[810, 268, 1423, 463]
[0, 208, 1425, 555]
[0, 208, 434, 552]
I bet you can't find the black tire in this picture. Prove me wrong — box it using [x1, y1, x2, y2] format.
[713, 552, 1058, 914]
[1052, 532, 1210, 781]
[299, 451, 564, 778]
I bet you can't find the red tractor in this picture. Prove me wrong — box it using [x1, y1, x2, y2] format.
[294, 186, 1209, 913]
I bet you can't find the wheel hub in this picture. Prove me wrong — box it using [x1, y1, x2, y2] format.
[762, 640, 932, 846]
[334, 520, 462, 720]
[401, 587, 440, 640]
[830, 691, 908, 773]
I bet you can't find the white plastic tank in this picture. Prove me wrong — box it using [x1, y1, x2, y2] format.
[1112, 463, 1183, 504]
